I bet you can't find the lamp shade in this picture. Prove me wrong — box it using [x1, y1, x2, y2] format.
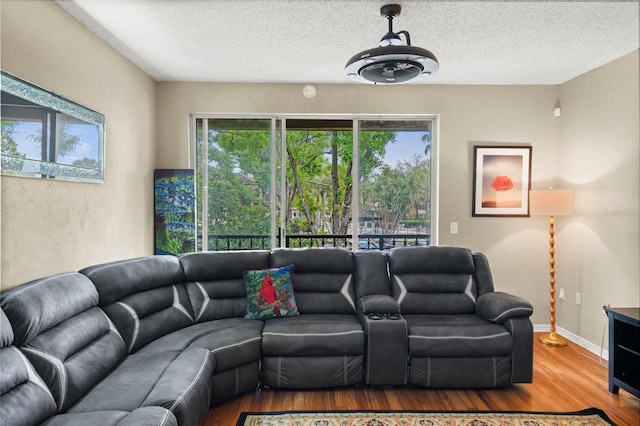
[529, 189, 573, 216]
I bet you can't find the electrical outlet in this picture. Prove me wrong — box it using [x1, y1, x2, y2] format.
[575, 292, 582, 306]
[558, 288, 565, 301]
[449, 222, 458, 234]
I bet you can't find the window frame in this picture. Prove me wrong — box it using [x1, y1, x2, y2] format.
[190, 113, 439, 250]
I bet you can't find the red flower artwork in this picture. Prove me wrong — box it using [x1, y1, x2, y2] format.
[491, 176, 514, 192]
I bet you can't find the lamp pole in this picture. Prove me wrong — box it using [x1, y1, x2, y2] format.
[530, 188, 573, 347]
[539, 214, 568, 346]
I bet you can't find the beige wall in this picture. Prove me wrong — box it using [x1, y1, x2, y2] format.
[2, 1, 637, 350]
[0, 0, 157, 289]
[556, 51, 640, 345]
[156, 53, 640, 347]
[156, 82, 561, 326]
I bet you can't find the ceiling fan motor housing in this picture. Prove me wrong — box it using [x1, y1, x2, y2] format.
[345, 46, 439, 84]
[345, 3, 439, 84]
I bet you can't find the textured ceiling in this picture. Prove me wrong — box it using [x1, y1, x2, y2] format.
[55, 0, 639, 85]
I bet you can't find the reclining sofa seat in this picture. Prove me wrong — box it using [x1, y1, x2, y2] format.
[0, 307, 177, 426]
[178, 251, 267, 403]
[0, 307, 57, 425]
[388, 246, 534, 388]
[0, 273, 198, 426]
[80, 253, 267, 406]
[260, 248, 365, 388]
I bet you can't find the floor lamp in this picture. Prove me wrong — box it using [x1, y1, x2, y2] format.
[530, 188, 573, 346]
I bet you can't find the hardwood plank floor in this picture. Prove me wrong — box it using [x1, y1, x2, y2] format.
[204, 333, 639, 425]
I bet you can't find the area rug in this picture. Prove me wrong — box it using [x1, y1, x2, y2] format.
[236, 407, 616, 426]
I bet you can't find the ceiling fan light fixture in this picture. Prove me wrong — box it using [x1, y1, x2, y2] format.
[344, 4, 439, 84]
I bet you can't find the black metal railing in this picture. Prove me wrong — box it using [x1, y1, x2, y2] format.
[200, 233, 430, 251]
[285, 234, 430, 249]
[204, 234, 273, 251]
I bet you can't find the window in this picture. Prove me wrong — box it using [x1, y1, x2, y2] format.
[283, 119, 353, 248]
[358, 120, 433, 249]
[194, 118, 277, 251]
[191, 115, 436, 251]
[1, 71, 105, 183]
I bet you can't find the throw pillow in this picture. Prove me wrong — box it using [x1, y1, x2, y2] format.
[243, 264, 299, 320]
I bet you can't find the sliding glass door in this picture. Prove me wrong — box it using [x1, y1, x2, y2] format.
[194, 118, 279, 251]
[191, 115, 435, 252]
[282, 119, 353, 248]
[358, 120, 433, 249]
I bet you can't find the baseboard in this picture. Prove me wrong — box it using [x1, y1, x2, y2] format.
[533, 324, 609, 361]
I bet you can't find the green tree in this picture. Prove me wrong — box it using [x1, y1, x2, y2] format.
[285, 131, 327, 233]
[361, 154, 430, 233]
[365, 165, 412, 233]
[1, 120, 23, 157]
[199, 127, 272, 237]
[401, 155, 431, 220]
[27, 123, 83, 159]
[196, 123, 395, 239]
[285, 130, 393, 235]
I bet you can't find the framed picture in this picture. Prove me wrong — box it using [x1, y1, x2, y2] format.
[472, 146, 532, 217]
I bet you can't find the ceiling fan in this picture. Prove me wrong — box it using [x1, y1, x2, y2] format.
[344, 4, 439, 84]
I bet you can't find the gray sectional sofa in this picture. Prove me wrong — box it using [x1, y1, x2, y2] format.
[0, 246, 534, 426]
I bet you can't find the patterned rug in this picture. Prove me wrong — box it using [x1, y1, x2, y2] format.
[236, 408, 616, 426]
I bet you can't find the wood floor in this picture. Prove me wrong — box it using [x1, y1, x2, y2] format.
[204, 333, 639, 425]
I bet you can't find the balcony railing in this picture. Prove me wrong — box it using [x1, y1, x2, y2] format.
[200, 233, 430, 251]
[205, 234, 273, 251]
[286, 234, 430, 249]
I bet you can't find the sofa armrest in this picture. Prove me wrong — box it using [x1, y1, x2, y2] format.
[476, 292, 533, 323]
[358, 295, 400, 316]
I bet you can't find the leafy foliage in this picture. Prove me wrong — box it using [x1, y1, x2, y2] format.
[1, 120, 23, 157]
[26, 123, 83, 158]
[361, 155, 431, 233]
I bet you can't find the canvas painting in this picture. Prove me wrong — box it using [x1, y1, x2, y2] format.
[154, 169, 196, 254]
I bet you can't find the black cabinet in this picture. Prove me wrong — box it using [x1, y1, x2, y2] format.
[605, 307, 639, 398]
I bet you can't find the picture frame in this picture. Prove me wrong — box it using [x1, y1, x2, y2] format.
[1, 70, 105, 183]
[472, 146, 532, 217]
